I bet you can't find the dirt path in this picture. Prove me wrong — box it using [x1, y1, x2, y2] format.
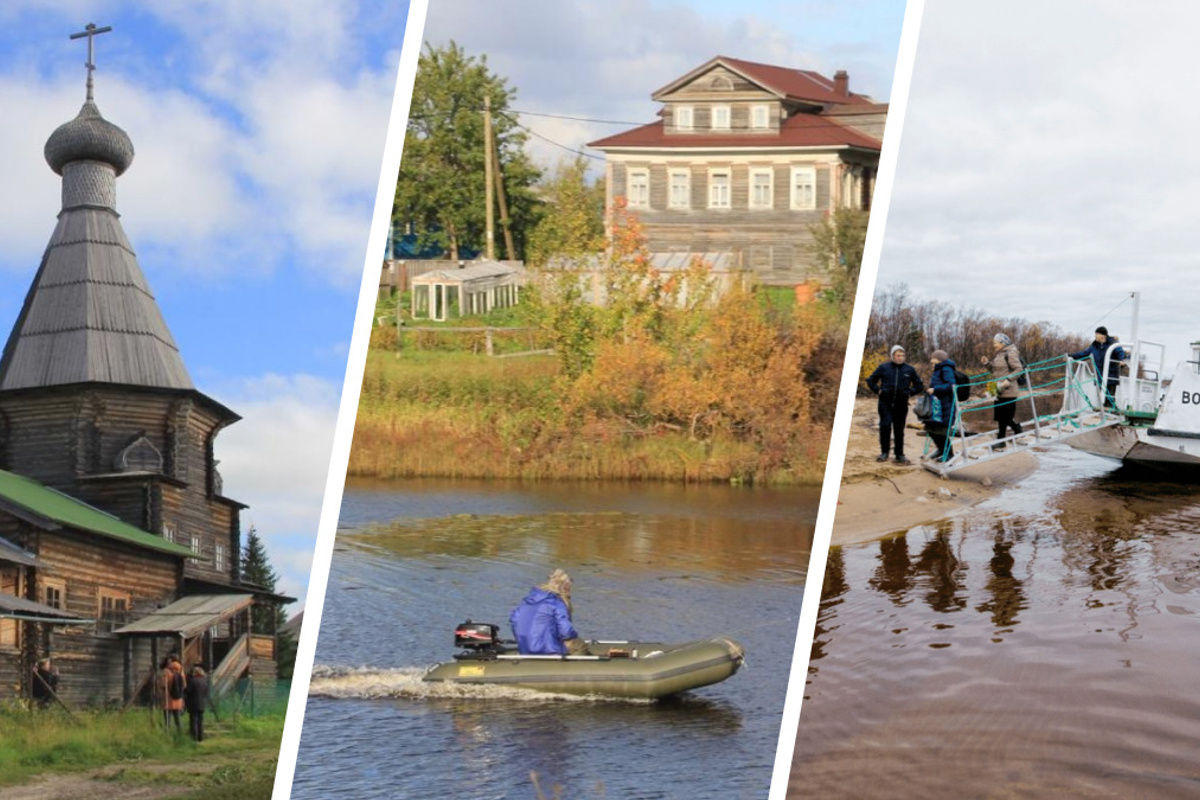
[832, 397, 1039, 546]
[0, 763, 204, 800]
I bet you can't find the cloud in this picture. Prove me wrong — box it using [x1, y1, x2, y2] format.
[0, 1, 401, 284]
[212, 373, 341, 606]
[876, 2, 1200, 365]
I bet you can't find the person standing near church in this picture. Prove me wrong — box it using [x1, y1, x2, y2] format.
[866, 345, 924, 464]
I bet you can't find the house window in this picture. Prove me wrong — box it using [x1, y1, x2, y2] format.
[43, 578, 66, 610]
[675, 106, 693, 131]
[627, 168, 650, 209]
[1, 569, 18, 648]
[161, 522, 174, 543]
[750, 169, 774, 209]
[708, 170, 731, 209]
[215, 543, 228, 574]
[98, 588, 131, 631]
[668, 170, 691, 209]
[790, 167, 817, 210]
[189, 533, 201, 557]
[752, 105, 770, 129]
[711, 105, 731, 130]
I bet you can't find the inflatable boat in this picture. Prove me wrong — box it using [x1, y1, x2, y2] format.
[422, 621, 745, 699]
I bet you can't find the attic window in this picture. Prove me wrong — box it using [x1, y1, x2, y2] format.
[116, 434, 163, 473]
[752, 105, 770, 129]
[711, 75, 733, 91]
[711, 105, 730, 130]
[675, 106, 694, 131]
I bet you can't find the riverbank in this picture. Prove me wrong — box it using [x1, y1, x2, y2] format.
[0, 711, 282, 800]
[349, 349, 830, 485]
[832, 397, 1038, 546]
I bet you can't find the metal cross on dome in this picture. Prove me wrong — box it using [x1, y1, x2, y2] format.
[69, 22, 113, 102]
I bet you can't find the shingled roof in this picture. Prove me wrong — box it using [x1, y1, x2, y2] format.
[651, 56, 876, 106]
[589, 112, 881, 151]
[0, 100, 193, 392]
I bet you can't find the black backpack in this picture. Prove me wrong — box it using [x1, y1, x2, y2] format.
[954, 370, 971, 402]
[168, 670, 185, 700]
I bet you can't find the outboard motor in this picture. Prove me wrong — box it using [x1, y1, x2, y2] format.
[454, 620, 502, 656]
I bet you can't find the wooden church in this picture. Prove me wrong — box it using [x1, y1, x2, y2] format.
[0, 27, 288, 707]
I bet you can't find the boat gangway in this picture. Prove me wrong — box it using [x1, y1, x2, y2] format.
[921, 355, 1131, 476]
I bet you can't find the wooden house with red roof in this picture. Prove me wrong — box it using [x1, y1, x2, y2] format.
[0, 28, 289, 707]
[589, 56, 886, 284]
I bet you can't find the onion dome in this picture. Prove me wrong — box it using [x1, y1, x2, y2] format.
[44, 100, 134, 176]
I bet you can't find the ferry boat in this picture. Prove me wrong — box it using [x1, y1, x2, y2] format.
[1067, 338, 1200, 469]
[1065, 294, 1200, 469]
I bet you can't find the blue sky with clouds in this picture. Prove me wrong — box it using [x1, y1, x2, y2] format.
[0, 1, 409, 602]
[875, 2, 1200, 372]
[423, 0, 906, 172]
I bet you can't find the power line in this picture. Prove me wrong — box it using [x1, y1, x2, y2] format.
[495, 111, 606, 162]
[507, 108, 647, 126]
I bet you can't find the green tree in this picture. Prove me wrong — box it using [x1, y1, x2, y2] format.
[241, 526, 288, 637]
[808, 208, 870, 314]
[525, 157, 606, 267]
[395, 42, 541, 260]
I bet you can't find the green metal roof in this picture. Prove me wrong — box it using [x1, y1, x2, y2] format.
[0, 469, 194, 557]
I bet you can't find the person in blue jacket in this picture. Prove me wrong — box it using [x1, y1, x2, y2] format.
[923, 350, 958, 462]
[866, 345, 924, 464]
[510, 569, 588, 655]
[1070, 326, 1126, 408]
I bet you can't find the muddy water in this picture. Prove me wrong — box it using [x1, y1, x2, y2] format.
[292, 479, 817, 800]
[790, 448, 1200, 798]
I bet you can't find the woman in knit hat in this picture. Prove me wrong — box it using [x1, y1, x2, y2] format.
[924, 350, 958, 462]
[981, 333, 1024, 449]
[865, 344, 924, 464]
[509, 569, 588, 655]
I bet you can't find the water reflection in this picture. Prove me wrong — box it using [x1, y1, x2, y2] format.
[793, 467, 1200, 797]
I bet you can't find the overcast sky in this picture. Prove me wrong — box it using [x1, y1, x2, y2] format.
[0, 1, 408, 603]
[422, 0, 906, 171]
[876, 1, 1200, 371]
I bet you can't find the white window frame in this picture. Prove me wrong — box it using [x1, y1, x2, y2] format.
[627, 168, 650, 209]
[708, 169, 731, 209]
[790, 166, 817, 210]
[752, 105, 770, 129]
[750, 168, 774, 209]
[215, 543, 228, 573]
[675, 106, 694, 131]
[668, 169, 691, 209]
[161, 522, 174, 543]
[711, 105, 731, 131]
[189, 533, 201, 556]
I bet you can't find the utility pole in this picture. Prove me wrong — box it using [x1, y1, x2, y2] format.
[492, 130, 515, 260]
[483, 95, 495, 261]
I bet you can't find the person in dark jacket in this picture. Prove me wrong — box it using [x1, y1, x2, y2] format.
[510, 569, 587, 656]
[31, 658, 59, 709]
[1070, 326, 1127, 408]
[923, 350, 958, 462]
[184, 665, 209, 742]
[866, 345, 924, 464]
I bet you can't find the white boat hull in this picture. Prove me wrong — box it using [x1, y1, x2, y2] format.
[1069, 357, 1200, 469]
[1069, 426, 1200, 467]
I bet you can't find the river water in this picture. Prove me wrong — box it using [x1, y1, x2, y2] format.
[789, 447, 1200, 798]
[292, 479, 817, 800]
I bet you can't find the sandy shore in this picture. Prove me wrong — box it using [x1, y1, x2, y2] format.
[832, 397, 1038, 546]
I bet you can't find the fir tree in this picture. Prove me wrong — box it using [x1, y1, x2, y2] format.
[241, 525, 287, 635]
